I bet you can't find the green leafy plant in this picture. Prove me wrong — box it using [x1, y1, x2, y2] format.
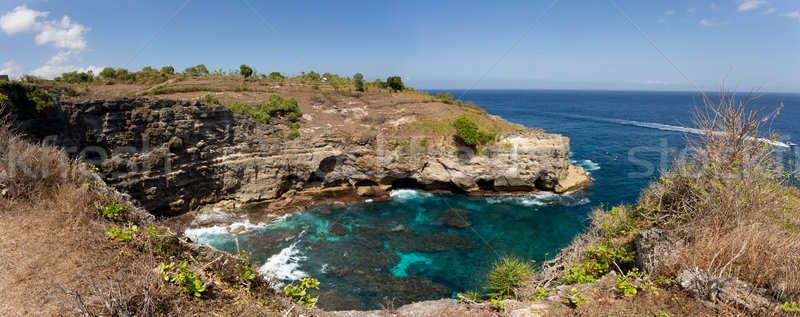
[105, 223, 139, 242]
[160, 66, 175, 75]
[236, 251, 256, 287]
[457, 290, 484, 303]
[0, 92, 8, 107]
[453, 116, 495, 146]
[240, 64, 254, 78]
[27, 87, 53, 111]
[288, 122, 300, 139]
[616, 272, 638, 296]
[531, 287, 555, 301]
[386, 76, 404, 91]
[434, 92, 454, 104]
[779, 301, 800, 312]
[563, 287, 586, 308]
[160, 261, 206, 297]
[267, 72, 285, 81]
[353, 73, 365, 91]
[283, 277, 320, 308]
[55, 71, 94, 83]
[486, 256, 532, 298]
[101, 200, 126, 219]
[563, 264, 596, 284]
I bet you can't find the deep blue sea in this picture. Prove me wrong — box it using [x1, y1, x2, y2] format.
[187, 90, 800, 310]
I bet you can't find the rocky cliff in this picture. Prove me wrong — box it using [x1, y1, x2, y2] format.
[5, 84, 588, 217]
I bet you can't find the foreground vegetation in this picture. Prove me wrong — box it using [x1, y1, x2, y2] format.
[0, 113, 296, 315]
[466, 92, 800, 315]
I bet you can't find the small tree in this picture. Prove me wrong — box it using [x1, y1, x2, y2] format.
[160, 66, 175, 75]
[99, 67, 116, 80]
[386, 76, 404, 91]
[268, 72, 285, 81]
[353, 73, 365, 92]
[240, 64, 254, 78]
[196, 64, 209, 75]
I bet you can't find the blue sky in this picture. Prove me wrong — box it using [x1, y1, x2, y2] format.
[1, 0, 798, 92]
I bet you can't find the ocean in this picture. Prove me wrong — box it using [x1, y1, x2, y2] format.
[187, 89, 800, 310]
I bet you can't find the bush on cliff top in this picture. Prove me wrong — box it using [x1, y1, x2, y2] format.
[453, 116, 495, 146]
[226, 94, 302, 124]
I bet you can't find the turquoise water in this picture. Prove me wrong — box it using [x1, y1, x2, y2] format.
[187, 189, 593, 310]
[187, 90, 800, 310]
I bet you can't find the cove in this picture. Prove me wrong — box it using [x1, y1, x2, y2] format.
[186, 188, 594, 310]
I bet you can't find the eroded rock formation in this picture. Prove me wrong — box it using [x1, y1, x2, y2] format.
[11, 97, 588, 216]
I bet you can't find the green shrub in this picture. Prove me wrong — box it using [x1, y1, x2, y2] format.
[563, 287, 586, 307]
[0, 93, 7, 107]
[101, 200, 127, 219]
[434, 92, 454, 104]
[780, 301, 800, 312]
[386, 76, 405, 91]
[226, 94, 301, 124]
[240, 64, 254, 78]
[267, 72, 285, 81]
[531, 287, 555, 300]
[615, 272, 638, 296]
[184, 64, 209, 76]
[105, 223, 139, 242]
[563, 264, 596, 284]
[304, 71, 321, 82]
[486, 257, 532, 298]
[56, 71, 94, 83]
[595, 206, 635, 237]
[236, 251, 257, 287]
[284, 277, 320, 308]
[160, 261, 206, 297]
[457, 290, 484, 303]
[353, 73, 365, 92]
[99, 67, 117, 80]
[198, 94, 220, 104]
[27, 87, 53, 111]
[161, 66, 175, 75]
[453, 116, 495, 146]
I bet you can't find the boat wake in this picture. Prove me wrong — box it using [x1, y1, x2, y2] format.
[544, 112, 795, 148]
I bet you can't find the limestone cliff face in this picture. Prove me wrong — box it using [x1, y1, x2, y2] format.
[12, 97, 587, 216]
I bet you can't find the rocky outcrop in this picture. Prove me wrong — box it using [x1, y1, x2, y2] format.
[10, 97, 588, 216]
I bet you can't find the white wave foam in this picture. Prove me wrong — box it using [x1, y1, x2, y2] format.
[576, 159, 600, 171]
[258, 241, 308, 288]
[485, 191, 590, 207]
[390, 189, 432, 200]
[184, 219, 267, 243]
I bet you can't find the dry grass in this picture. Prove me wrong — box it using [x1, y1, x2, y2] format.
[0, 114, 288, 316]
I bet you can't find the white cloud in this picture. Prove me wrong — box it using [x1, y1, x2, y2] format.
[0, 5, 48, 34]
[0, 5, 96, 79]
[646, 80, 668, 85]
[0, 61, 23, 78]
[35, 16, 88, 51]
[699, 18, 728, 26]
[688, 8, 697, 14]
[762, 7, 776, 15]
[665, 9, 676, 16]
[784, 11, 800, 19]
[657, 18, 666, 23]
[738, 0, 768, 12]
